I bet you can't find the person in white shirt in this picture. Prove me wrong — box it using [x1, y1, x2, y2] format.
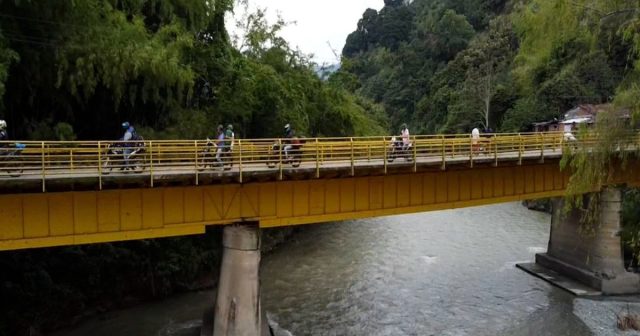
[400, 123, 410, 150]
[471, 127, 480, 154]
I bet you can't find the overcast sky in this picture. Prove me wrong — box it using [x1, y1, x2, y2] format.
[228, 0, 383, 64]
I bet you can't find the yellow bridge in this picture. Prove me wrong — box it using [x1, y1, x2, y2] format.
[0, 132, 637, 251]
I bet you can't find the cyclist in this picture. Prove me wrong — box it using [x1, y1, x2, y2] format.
[400, 123, 410, 151]
[120, 121, 139, 170]
[283, 124, 295, 158]
[225, 124, 235, 152]
[0, 120, 7, 142]
[214, 125, 225, 163]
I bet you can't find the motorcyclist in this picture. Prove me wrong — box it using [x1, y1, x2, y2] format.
[283, 123, 295, 158]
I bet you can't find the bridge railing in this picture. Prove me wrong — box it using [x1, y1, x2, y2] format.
[0, 131, 622, 190]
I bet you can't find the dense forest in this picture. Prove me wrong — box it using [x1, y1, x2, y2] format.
[337, 0, 639, 133]
[0, 0, 386, 141]
[3, 0, 640, 334]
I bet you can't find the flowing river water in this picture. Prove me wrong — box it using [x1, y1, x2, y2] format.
[54, 203, 640, 336]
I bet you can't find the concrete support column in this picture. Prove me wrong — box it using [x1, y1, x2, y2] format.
[213, 223, 265, 336]
[536, 187, 640, 294]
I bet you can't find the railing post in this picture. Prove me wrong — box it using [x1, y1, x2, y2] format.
[469, 134, 474, 168]
[540, 133, 545, 163]
[518, 133, 523, 166]
[368, 143, 371, 161]
[413, 136, 417, 172]
[278, 139, 283, 180]
[149, 141, 154, 188]
[97, 141, 103, 190]
[315, 138, 320, 178]
[350, 137, 355, 177]
[194, 140, 199, 186]
[239, 139, 243, 183]
[493, 134, 498, 167]
[41, 141, 45, 192]
[70, 149, 74, 171]
[441, 135, 446, 170]
[383, 137, 388, 174]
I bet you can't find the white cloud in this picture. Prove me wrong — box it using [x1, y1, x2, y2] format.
[228, 0, 383, 64]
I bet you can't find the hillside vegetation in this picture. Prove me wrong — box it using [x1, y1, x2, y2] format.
[337, 0, 639, 133]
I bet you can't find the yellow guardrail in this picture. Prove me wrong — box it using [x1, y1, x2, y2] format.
[0, 131, 626, 191]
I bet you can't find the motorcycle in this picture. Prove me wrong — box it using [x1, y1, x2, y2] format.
[102, 142, 146, 174]
[198, 139, 233, 171]
[266, 138, 304, 168]
[387, 137, 413, 163]
[0, 143, 25, 177]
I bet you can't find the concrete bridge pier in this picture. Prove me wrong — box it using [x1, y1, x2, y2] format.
[212, 223, 269, 336]
[535, 187, 640, 294]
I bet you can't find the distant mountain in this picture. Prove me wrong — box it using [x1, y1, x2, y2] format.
[315, 63, 341, 80]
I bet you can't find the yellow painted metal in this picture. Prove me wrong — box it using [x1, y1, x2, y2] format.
[41, 141, 45, 192]
[97, 141, 102, 190]
[441, 135, 446, 170]
[350, 137, 355, 177]
[383, 137, 387, 174]
[0, 131, 635, 251]
[0, 132, 573, 182]
[3, 159, 637, 251]
[540, 133, 545, 162]
[494, 134, 498, 167]
[239, 139, 243, 183]
[194, 140, 199, 186]
[149, 141, 154, 187]
[315, 138, 320, 178]
[413, 135, 417, 172]
[469, 134, 474, 168]
[278, 138, 283, 180]
[518, 133, 523, 165]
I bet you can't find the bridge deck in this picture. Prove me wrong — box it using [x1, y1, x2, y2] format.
[1, 132, 639, 251]
[0, 132, 572, 193]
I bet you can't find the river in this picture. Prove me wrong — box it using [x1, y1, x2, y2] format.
[53, 203, 640, 336]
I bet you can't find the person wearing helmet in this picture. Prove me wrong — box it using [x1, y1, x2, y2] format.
[400, 123, 410, 151]
[121, 121, 136, 169]
[225, 124, 235, 151]
[283, 123, 295, 158]
[0, 120, 8, 151]
[214, 124, 224, 163]
[0, 120, 7, 142]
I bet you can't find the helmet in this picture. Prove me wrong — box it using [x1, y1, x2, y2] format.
[217, 124, 223, 132]
[401, 123, 407, 130]
[227, 124, 233, 131]
[122, 121, 130, 129]
[0, 120, 6, 130]
[284, 124, 290, 131]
